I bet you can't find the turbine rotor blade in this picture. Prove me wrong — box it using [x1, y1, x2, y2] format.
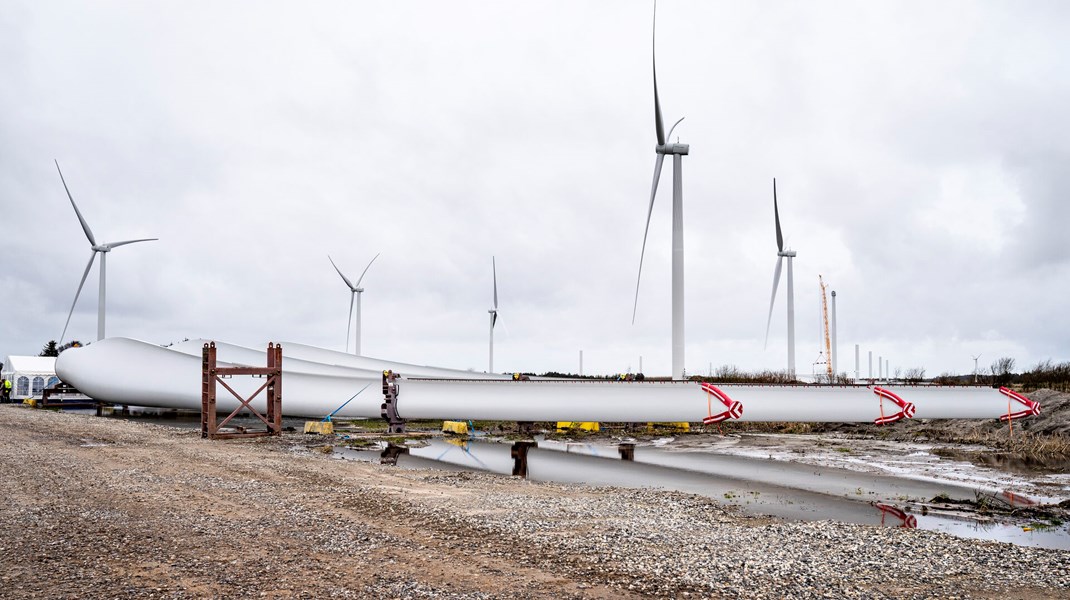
[55, 160, 97, 247]
[328, 255, 356, 290]
[665, 117, 685, 143]
[354, 252, 381, 288]
[103, 238, 157, 250]
[346, 291, 355, 353]
[632, 153, 666, 324]
[60, 252, 98, 343]
[652, 1, 665, 146]
[492, 311, 498, 329]
[774, 178, 784, 252]
[763, 256, 784, 349]
[492, 256, 498, 310]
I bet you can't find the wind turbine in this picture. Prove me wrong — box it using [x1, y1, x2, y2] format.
[763, 178, 797, 378]
[328, 253, 380, 355]
[488, 256, 499, 373]
[56, 160, 157, 343]
[632, 0, 690, 380]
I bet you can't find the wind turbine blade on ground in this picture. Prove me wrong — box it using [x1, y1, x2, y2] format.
[103, 238, 157, 250]
[60, 252, 97, 342]
[632, 153, 666, 324]
[764, 256, 784, 349]
[774, 178, 784, 252]
[55, 160, 97, 247]
[355, 253, 380, 288]
[328, 255, 356, 291]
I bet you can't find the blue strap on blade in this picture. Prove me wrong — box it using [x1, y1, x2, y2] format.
[323, 383, 371, 422]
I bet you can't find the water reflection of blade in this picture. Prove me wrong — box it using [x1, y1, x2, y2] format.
[634, 446, 986, 505]
[519, 445, 895, 526]
[408, 439, 514, 474]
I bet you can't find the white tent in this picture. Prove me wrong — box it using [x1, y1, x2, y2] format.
[2, 356, 58, 400]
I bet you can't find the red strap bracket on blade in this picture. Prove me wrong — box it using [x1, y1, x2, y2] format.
[700, 383, 743, 424]
[872, 387, 915, 425]
[998, 387, 1040, 422]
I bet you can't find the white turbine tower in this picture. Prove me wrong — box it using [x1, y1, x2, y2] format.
[632, 1, 689, 380]
[328, 253, 380, 355]
[488, 256, 499, 374]
[763, 178, 797, 378]
[57, 161, 157, 343]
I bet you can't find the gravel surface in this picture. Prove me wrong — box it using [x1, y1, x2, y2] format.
[1, 405, 1068, 599]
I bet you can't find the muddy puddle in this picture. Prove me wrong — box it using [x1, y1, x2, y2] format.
[337, 436, 1070, 550]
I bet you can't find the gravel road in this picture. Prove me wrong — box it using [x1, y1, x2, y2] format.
[1, 406, 1067, 599]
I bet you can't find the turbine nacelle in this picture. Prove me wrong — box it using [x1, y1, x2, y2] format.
[656, 143, 690, 155]
[777, 250, 797, 258]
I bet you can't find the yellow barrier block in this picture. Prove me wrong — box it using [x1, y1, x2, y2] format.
[441, 421, 469, 435]
[304, 421, 334, 435]
[556, 421, 600, 432]
[647, 422, 690, 432]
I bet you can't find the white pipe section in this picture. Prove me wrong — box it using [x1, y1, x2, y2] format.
[56, 338, 1037, 423]
[671, 153, 685, 381]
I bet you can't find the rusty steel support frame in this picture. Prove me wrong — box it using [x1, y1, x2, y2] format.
[201, 342, 283, 439]
[380, 370, 405, 434]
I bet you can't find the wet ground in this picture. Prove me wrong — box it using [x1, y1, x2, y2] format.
[77, 406, 1070, 550]
[337, 434, 1070, 550]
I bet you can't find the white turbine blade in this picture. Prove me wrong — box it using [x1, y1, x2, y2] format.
[103, 238, 157, 249]
[665, 117, 685, 143]
[492, 311, 498, 330]
[55, 160, 97, 247]
[632, 153, 666, 324]
[328, 255, 356, 290]
[346, 291, 355, 353]
[354, 252, 380, 288]
[774, 178, 784, 252]
[492, 256, 498, 310]
[763, 256, 784, 349]
[652, 0, 665, 146]
[60, 252, 97, 342]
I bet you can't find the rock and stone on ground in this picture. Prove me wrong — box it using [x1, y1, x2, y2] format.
[1, 405, 1067, 599]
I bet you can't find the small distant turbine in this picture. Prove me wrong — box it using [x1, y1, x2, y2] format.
[328, 253, 379, 355]
[488, 256, 499, 373]
[56, 160, 157, 342]
[763, 178, 797, 378]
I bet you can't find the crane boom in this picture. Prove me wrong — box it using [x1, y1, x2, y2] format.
[819, 275, 833, 379]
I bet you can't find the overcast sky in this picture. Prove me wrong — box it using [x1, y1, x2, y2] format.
[2, 1, 1068, 378]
